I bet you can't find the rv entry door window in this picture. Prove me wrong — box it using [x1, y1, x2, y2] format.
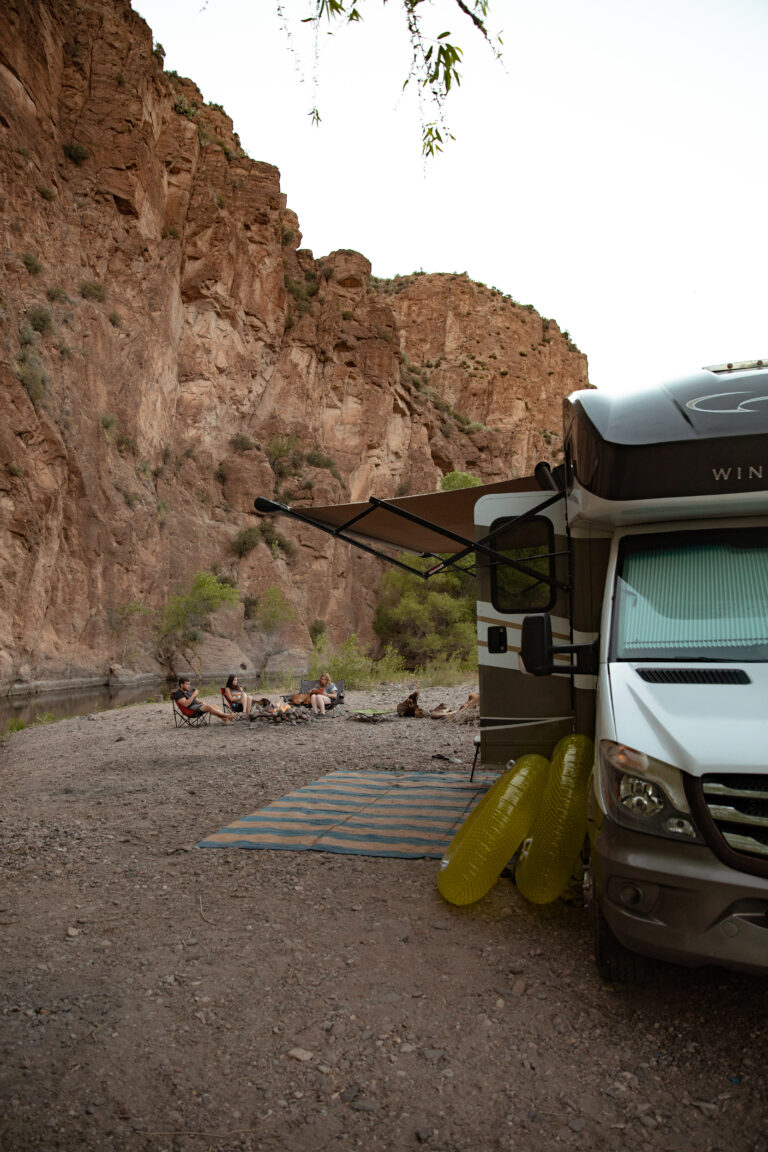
[489, 516, 557, 614]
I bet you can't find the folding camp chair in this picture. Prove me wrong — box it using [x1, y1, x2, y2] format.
[220, 688, 236, 716]
[172, 699, 210, 728]
[299, 678, 345, 717]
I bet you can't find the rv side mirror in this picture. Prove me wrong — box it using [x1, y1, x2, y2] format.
[521, 614, 599, 676]
[520, 615, 553, 676]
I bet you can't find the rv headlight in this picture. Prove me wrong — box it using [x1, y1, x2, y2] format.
[618, 775, 664, 816]
[597, 740, 703, 843]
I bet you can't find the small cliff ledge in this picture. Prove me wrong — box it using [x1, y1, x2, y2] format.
[0, 0, 589, 692]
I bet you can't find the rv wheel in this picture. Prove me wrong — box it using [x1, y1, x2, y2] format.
[588, 875, 653, 984]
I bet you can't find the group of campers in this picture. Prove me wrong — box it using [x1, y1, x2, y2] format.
[171, 672, 338, 721]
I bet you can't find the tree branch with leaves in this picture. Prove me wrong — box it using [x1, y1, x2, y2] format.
[285, 0, 501, 155]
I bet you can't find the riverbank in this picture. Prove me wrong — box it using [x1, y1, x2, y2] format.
[1, 682, 766, 1152]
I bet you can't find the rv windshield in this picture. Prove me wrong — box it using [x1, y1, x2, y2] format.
[612, 528, 768, 661]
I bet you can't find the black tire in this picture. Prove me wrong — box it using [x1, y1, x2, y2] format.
[591, 885, 654, 984]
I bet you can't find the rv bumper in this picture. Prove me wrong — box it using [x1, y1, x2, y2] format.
[592, 817, 768, 975]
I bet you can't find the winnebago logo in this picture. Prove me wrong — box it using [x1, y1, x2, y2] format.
[711, 465, 764, 482]
[686, 391, 768, 413]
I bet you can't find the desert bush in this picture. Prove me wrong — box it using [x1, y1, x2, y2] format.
[16, 348, 47, 404]
[440, 470, 483, 491]
[305, 447, 336, 470]
[414, 655, 474, 686]
[173, 94, 198, 118]
[307, 635, 407, 689]
[309, 619, 326, 645]
[46, 286, 67, 301]
[22, 252, 42, 275]
[115, 434, 138, 456]
[230, 433, 257, 452]
[7, 718, 26, 733]
[28, 306, 51, 334]
[308, 633, 375, 688]
[242, 595, 260, 620]
[258, 521, 296, 562]
[231, 527, 262, 558]
[101, 413, 116, 431]
[108, 311, 122, 327]
[266, 433, 298, 470]
[63, 142, 89, 165]
[79, 281, 105, 302]
[37, 185, 57, 201]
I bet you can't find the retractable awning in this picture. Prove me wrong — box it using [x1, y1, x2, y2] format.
[254, 469, 561, 581]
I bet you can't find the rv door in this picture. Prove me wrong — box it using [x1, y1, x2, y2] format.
[474, 492, 575, 768]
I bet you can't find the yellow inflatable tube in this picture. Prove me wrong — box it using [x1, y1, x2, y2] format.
[438, 754, 550, 906]
[515, 734, 594, 905]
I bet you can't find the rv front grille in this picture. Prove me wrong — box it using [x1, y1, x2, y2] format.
[636, 668, 751, 685]
[687, 773, 768, 877]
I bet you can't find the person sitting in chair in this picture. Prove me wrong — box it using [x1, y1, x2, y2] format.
[172, 678, 234, 723]
[222, 673, 254, 717]
[310, 671, 338, 716]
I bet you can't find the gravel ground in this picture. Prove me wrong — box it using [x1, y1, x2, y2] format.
[1, 681, 767, 1152]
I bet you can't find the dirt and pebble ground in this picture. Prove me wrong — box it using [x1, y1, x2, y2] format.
[1, 681, 767, 1152]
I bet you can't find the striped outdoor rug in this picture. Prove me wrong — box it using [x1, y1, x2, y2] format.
[198, 770, 496, 858]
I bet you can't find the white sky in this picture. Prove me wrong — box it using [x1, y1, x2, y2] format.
[133, 0, 767, 393]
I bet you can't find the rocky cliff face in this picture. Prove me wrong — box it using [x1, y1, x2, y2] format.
[0, 0, 589, 693]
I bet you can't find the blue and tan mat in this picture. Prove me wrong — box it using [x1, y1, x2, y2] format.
[198, 769, 496, 858]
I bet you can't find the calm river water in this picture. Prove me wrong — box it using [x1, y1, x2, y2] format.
[0, 681, 170, 735]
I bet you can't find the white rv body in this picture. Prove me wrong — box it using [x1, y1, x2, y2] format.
[481, 366, 768, 976]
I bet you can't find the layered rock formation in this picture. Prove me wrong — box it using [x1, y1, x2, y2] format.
[0, 0, 589, 693]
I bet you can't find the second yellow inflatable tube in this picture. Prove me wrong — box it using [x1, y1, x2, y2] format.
[514, 733, 594, 905]
[438, 754, 550, 906]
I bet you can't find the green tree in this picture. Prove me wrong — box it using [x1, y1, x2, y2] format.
[440, 470, 482, 491]
[285, 1, 500, 155]
[155, 570, 240, 674]
[373, 555, 476, 668]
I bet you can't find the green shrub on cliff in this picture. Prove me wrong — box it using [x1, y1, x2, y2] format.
[155, 571, 240, 673]
[440, 470, 482, 491]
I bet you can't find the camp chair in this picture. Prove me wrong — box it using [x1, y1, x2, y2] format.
[220, 688, 237, 716]
[172, 699, 210, 728]
[300, 678, 346, 717]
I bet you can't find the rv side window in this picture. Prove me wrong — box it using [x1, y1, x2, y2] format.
[489, 516, 556, 613]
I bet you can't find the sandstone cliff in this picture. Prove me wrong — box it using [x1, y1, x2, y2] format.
[0, 0, 589, 694]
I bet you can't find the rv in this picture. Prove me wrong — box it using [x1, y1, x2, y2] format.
[255, 361, 768, 980]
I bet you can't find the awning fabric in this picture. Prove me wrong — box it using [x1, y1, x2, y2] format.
[270, 476, 539, 556]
